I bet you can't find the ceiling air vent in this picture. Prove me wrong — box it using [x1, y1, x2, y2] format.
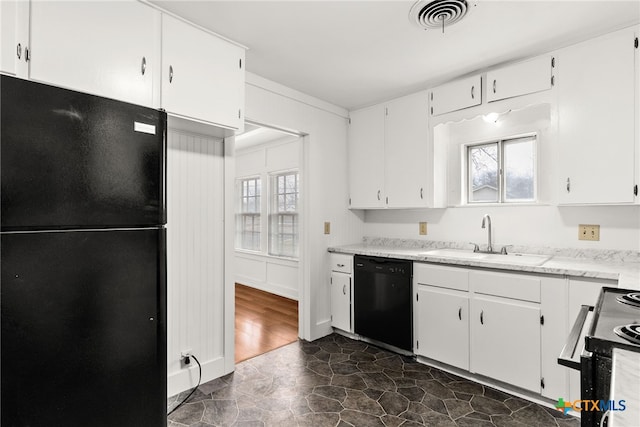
[409, 0, 474, 31]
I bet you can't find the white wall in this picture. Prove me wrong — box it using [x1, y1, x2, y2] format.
[243, 72, 363, 341]
[166, 129, 227, 396]
[363, 204, 640, 251]
[235, 137, 301, 300]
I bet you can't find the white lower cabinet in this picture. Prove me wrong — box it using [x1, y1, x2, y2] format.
[330, 254, 353, 333]
[414, 262, 573, 397]
[470, 295, 541, 392]
[415, 286, 469, 370]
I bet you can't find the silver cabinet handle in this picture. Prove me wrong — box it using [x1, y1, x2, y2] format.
[458, 307, 462, 320]
[16, 43, 21, 59]
[169, 65, 174, 83]
[492, 79, 497, 93]
[566, 177, 571, 193]
[377, 190, 381, 201]
[141, 57, 146, 75]
[336, 263, 345, 268]
[480, 310, 484, 325]
[471, 85, 475, 99]
[420, 188, 424, 199]
[343, 285, 346, 295]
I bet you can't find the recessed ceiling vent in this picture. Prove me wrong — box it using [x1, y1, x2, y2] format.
[409, 0, 474, 31]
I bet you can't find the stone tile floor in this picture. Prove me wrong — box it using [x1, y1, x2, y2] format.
[167, 334, 579, 427]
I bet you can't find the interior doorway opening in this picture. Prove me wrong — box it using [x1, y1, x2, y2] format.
[233, 123, 305, 363]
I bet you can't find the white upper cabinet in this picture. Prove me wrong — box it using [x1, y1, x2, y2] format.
[430, 75, 482, 116]
[348, 104, 386, 208]
[29, 1, 159, 107]
[161, 14, 245, 130]
[349, 91, 441, 209]
[385, 91, 430, 208]
[557, 28, 636, 204]
[0, 0, 28, 77]
[486, 56, 554, 102]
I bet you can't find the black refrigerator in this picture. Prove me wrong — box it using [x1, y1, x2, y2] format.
[0, 75, 167, 427]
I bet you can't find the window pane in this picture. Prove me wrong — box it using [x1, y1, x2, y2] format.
[236, 178, 261, 251]
[269, 172, 299, 258]
[504, 138, 535, 201]
[469, 144, 499, 203]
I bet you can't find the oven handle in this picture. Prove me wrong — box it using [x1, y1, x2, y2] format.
[558, 304, 594, 370]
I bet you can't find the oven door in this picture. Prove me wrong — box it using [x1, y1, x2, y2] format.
[559, 305, 604, 427]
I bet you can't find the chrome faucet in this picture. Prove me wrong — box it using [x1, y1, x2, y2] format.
[481, 214, 493, 253]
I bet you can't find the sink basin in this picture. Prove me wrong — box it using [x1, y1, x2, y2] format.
[423, 249, 549, 266]
[423, 249, 487, 260]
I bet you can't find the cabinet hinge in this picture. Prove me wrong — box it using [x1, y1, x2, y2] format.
[331, 315, 333, 321]
[540, 378, 545, 389]
[386, 196, 388, 205]
[416, 293, 419, 301]
[238, 109, 241, 119]
[430, 92, 433, 101]
[416, 340, 419, 349]
[349, 197, 352, 205]
[385, 107, 388, 116]
[635, 37, 638, 49]
[330, 277, 333, 285]
[540, 315, 544, 325]
[348, 117, 352, 125]
[239, 58, 242, 69]
[634, 185, 638, 196]
[550, 76, 555, 87]
[551, 57, 555, 68]
[430, 106, 433, 115]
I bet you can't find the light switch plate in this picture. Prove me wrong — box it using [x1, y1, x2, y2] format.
[419, 222, 428, 235]
[324, 222, 331, 235]
[578, 224, 600, 241]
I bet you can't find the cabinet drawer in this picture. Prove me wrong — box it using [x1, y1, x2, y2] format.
[470, 270, 540, 302]
[414, 263, 469, 291]
[330, 254, 352, 274]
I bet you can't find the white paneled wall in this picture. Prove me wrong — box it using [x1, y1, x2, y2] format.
[167, 129, 226, 396]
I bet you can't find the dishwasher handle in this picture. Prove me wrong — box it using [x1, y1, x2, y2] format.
[558, 305, 593, 370]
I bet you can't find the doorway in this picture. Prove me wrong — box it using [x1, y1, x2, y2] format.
[233, 123, 305, 363]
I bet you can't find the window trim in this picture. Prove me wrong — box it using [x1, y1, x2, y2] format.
[466, 133, 537, 205]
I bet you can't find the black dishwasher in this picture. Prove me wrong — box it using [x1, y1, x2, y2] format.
[354, 255, 413, 351]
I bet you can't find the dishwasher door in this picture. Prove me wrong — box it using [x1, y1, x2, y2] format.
[354, 255, 413, 351]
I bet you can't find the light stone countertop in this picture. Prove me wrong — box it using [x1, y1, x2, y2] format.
[328, 238, 640, 290]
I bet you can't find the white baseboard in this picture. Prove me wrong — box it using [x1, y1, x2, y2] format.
[167, 356, 227, 398]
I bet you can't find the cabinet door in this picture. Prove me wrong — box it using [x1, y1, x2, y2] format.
[0, 0, 29, 77]
[162, 14, 245, 129]
[540, 277, 569, 400]
[415, 286, 469, 370]
[470, 296, 541, 392]
[486, 56, 553, 102]
[558, 28, 636, 204]
[348, 104, 385, 208]
[330, 272, 351, 332]
[385, 91, 431, 208]
[29, 1, 158, 107]
[430, 75, 481, 116]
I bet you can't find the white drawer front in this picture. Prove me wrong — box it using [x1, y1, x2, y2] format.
[414, 263, 469, 291]
[330, 254, 352, 274]
[471, 270, 541, 302]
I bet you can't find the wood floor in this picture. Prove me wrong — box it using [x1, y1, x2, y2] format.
[235, 283, 299, 363]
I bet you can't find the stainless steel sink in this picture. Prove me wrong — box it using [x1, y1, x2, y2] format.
[423, 249, 549, 266]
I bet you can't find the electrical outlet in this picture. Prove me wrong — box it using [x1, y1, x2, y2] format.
[180, 349, 192, 368]
[419, 222, 428, 235]
[578, 224, 600, 241]
[324, 222, 330, 235]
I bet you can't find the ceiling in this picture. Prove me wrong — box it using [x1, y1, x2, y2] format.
[151, 0, 640, 110]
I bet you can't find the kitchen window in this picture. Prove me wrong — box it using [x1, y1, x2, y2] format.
[269, 172, 299, 258]
[467, 135, 537, 203]
[236, 177, 261, 251]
